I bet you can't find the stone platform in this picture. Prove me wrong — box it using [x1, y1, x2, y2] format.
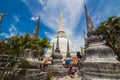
[48, 64, 69, 77]
[81, 62, 120, 80]
[52, 59, 63, 64]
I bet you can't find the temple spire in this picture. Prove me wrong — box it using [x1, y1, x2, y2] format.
[58, 12, 64, 32]
[66, 40, 71, 58]
[55, 36, 60, 53]
[33, 16, 40, 38]
[55, 12, 67, 38]
[84, 5, 97, 37]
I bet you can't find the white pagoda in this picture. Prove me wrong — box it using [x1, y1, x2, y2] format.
[46, 12, 76, 58]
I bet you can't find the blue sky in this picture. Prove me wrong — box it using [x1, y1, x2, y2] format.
[0, 0, 120, 50]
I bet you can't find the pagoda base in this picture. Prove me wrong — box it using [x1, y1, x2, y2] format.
[48, 64, 69, 77]
[48, 59, 69, 77]
[52, 59, 63, 64]
[81, 62, 120, 80]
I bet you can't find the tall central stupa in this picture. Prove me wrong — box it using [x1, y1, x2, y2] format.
[46, 12, 76, 58]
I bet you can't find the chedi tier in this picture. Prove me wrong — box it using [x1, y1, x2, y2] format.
[82, 5, 120, 80]
[84, 5, 118, 63]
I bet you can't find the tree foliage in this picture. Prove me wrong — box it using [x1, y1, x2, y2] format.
[96, 16, 120, 61]
[0, 33, 51, 56]
[0, 33, 51, 80]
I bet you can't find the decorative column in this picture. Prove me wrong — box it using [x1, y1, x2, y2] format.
[66, 40, 71, 58]
[55, 36, 60, 53]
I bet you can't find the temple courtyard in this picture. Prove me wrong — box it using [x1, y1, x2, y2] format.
[20, 5, 120, 80]
[0, 0, 120, 80]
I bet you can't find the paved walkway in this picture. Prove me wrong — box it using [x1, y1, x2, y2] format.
[53, 73, 81, 80]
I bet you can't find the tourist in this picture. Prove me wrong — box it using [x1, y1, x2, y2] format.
[69, 66, 76, 78]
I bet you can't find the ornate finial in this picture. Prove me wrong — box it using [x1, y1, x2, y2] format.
[33, 15, 40, 38]
[55, 36, 60, 53]
[66, 40, 71, 58]
[0, 13, 5, 22]
[84, 5, 97, 37]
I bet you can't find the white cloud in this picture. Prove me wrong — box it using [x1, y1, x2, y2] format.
[22, 0, 86, 50]
[31, 16, 38, 21]
[41, 0, 85, 32]
[70, 34, 84, 51]
[44, 31, 54, 39]
[38, 0, 44, 4]
[1, 25, 23, 38]
[9, 25, 18, 36]
[21, 0, 27, 3]
[0, 33, 9, 38]
[1, 14, 23, 38]
[13, 15, 20, 22]
[9, 25, 17, 32]
[90, 0, 120, 28]
[117, 13, 120, 16]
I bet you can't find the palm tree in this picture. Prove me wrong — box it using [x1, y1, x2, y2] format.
[0, 35, 30, 80]
[0, 33, 51, 80]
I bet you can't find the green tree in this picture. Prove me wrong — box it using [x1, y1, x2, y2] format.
[0, 35, 30, 80]
[96, 16, 120, 61]
[0, 13, 5, 37]
[2, 33, 51, 57]
[0, 33, 51, 80]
